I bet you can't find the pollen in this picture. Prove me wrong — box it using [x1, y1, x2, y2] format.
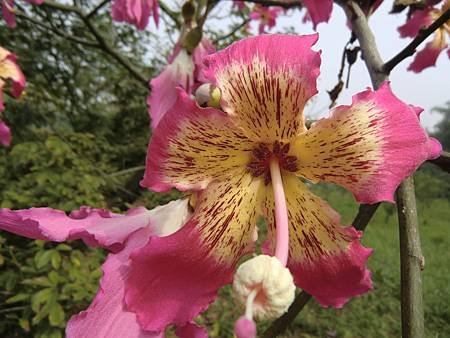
[247, 141, 298, 184]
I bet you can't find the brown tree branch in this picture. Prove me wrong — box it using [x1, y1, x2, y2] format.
[159, 0, 181, 28]
[15, 11, 99, 48]
[213, 18, 251, 44]
[226, 0, 303, 9]
[428, 151, 450, 173]
[383, 8, 450, 74]
[41, 0, 148, 87]
[396, 177, 425, 337]
[86, 0, 112, 19]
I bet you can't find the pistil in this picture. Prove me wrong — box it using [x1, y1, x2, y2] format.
[269, 158, 289, 266]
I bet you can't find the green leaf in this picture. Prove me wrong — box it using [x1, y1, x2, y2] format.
[48, 271, 61, 285]
[5, 293, 30, 304]
[35, 250, 52, 269]
[19, 318, 30, 332]
[50, 251, 61, 269]
[21, 276, 52, 287]
[55, 244, 71, 251]
[48, 301, 64, 326]
[31, 288, 52, 312]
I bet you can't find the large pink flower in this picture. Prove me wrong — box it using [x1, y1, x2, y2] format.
[1, 0, 43, 28]
[249, 5, 284, 34]
[134, 34, 441, 331]
[0, 46, 25, 147]
[147, 38, 215, 130]
[398, 0, 450, 72]
[111, 0, 159, 30]
[0, 199, 207, 337]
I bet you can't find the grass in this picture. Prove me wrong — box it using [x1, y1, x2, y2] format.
[199, 183, 450, 338]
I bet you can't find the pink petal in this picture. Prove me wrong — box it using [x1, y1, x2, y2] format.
[203, 34, 321, 142]
[127, 172, 264, 331]
[0, 47, 26, 98]
[1, 0, 16, 28]
[302, 0, 333, 29]
[66, 228, 162, 338]
[125, 221, 234, 331]
[291, 82, 441, 204]
[192, 38, 216, 84]
[176, 322, 208, 338]
[0, 199, 190, 252]
[65, 199, 191, 337]
[111, 0, 156, 30]
[148, 49, 195, 130]
[398, 9, 434, 38]
[408, 40, 446, 73]
[291, 227, 373, 308]
[263, 174, 373, 308]
[142, 89, 253, 193]
[0, 119, 11, 146]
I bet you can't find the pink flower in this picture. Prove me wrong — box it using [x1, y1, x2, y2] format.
[398, 0, 450, 73]
[0, 199, 208, 337]
[1, 0, 43, 28]
[137, 34, 441, 332]
[147, 38, 215, 130]
[233, 0, 246, 11]
[0, 46, 25, 146]
[249, 5, 283, 34]
[111, 0, 159, 30]
[302, 0, 333, 29]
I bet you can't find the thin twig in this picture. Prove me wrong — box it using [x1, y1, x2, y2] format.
[159, 0, 181, 28]
[108, 165, 146, 177]
[15, 12, 99, 48]
[41, 0, 148, 87]
[230, 0, 303, 8]
[86, 0, 112, 19]
[383, 8, 450, 74]
[428, 150, 450, 173]
[80, 15, 149, 86]
[213, 18, 250, 44]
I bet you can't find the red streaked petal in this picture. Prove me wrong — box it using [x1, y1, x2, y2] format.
[263, 174, 373, 308]
[126, 172, 265, 331]
[204, 34, 320, 142]
[291, 82, 441, 204]
[142, 89, 253, 192]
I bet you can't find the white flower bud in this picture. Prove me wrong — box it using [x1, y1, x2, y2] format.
[233, 255, 295, 320]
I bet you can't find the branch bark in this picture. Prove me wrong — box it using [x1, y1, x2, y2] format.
[428, 150, 450, 173]
[396, 177, 425, 338]
[228, 0, 303, 9]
